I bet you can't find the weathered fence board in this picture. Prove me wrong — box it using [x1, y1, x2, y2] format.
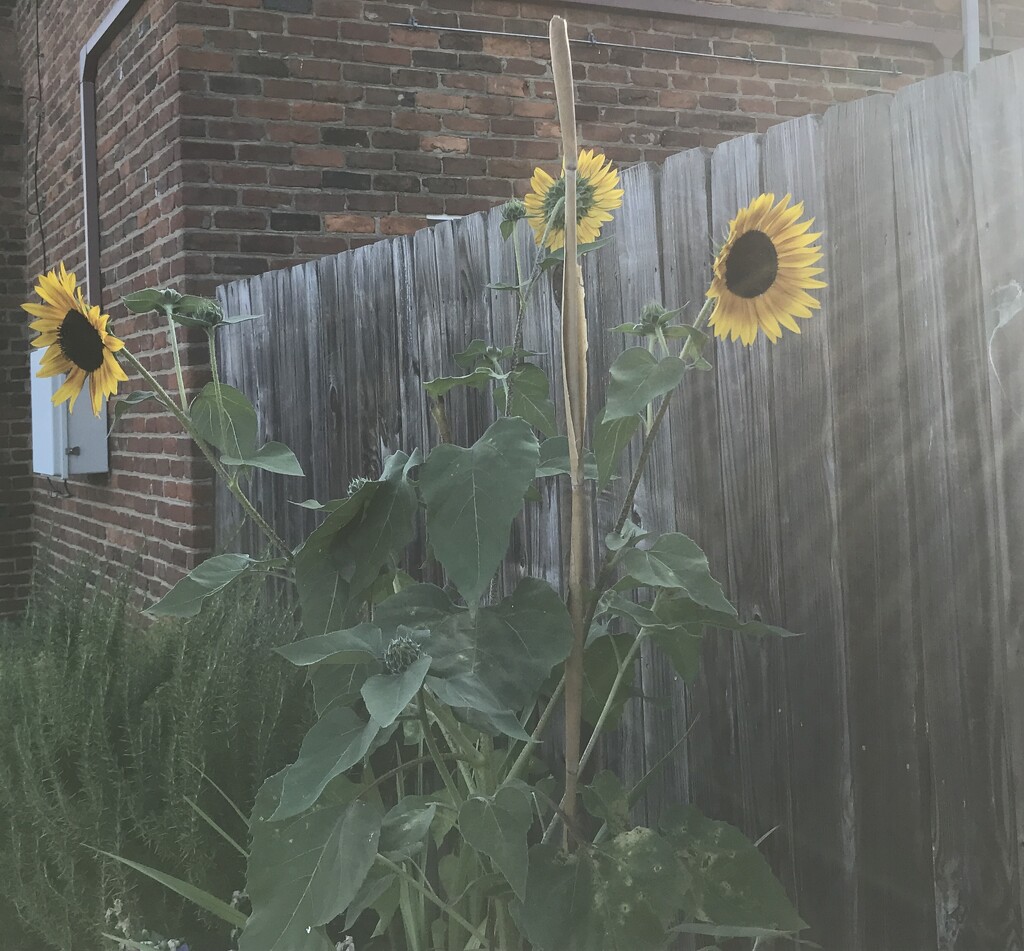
[762, 112, 856, 951]
[216, 49, 1024, 951]
[893, 71, 1021, 950]
[968, 55, 1024, 929]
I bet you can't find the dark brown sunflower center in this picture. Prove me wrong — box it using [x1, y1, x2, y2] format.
[58, 309, 104, 372]
[724, 230, 779, 299]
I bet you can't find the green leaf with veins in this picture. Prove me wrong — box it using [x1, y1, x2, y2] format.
[497, 363, 558, 436]
[147, 553, 252, 618]
[241, 769, 381, 951]
[616, 533, 735, 614]
[272, 707, 379, 819]
[419, 417, 539, 607]
[603, 348, 686, 422]
[594, 409, 640, 489]
[459, 785, 533, 900]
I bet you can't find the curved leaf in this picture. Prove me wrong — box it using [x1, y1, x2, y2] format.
[190, 383, 258, 459]
[459, 785, 533, 900]
[617, 533, 735, 614]
[361, 655, 432, 728]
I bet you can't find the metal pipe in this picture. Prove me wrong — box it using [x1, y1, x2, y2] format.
[962, 0, 981, 70]
[80, 0, 146, 303]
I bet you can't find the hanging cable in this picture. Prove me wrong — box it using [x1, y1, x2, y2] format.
[30, 0, 49, 271]
[391, 16, 901, 76]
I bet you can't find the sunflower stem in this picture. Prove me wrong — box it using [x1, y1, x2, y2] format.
[164, 309, 188, 412]
[120, 348, 292, 561]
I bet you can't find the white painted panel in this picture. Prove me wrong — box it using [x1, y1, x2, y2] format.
[30, 350, 67, 478]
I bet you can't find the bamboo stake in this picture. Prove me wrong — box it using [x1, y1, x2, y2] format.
[549, 14, 589, 848]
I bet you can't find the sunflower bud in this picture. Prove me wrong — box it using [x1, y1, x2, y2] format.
[501, 198, 527, 223]
[347, 476, 370, 496]
[383, 635, 422, 674]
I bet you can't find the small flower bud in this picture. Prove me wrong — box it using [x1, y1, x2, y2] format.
[501, 199, 527, 223]
[383, 635, 422, 674]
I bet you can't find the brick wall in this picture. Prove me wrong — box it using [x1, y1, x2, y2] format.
[5, 0, 1021, 612]
[9, 0, 212, 611]
[0, 0, 30, 617]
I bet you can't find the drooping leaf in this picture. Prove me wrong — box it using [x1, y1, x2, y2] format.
[517, 843, 597, 950]
[419, 417, 539, 606]
[423, 366, 498, 398]
[242, 771, 381, 951]
[594, 409, 640, 488]
[429, 577, 572, 714]
[361, 655, 432, 728]
[345, 871, 396, 930]
[536, 436, 598, 480]
[310, 664, 370, 715]
[219, 311, 262, 325]
[222, 441, 304, 477]
[123, 288, 177, 314]
[275, 623, 385, 667]
[580, 633, 635, 728]
[616, 533, 735, 615]
[189, 383, 259, 459]
[459, 785, 533, 900]
[273, 708, 380, 820]
[497, 363, 558, 436]
[662, 804, 807, 933]
[147, 553, 252, 618]
[603, 348, 686, 422]
[581, 771, 631, 836]
[650, 628, 704, 683]
[294, 453, 416, 636]
[379, 796, 438, 858]
[655, 593, 802, 639]
[108, 389, 156, 433]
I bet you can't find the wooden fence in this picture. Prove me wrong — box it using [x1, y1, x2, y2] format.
[216, 50, 1024, 950]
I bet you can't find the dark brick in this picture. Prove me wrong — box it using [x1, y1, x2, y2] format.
[237, 55, 290, 78]
[270, 212, 321, 231]
[263, 0, 311, 10]
[321, 127, 370, 147]
[209, 75, 263, 96]
[373, 173, 421, 192]
[323, 170, 372, 189]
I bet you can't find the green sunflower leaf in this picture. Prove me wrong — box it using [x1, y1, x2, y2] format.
[242, 770, 380, 951]
[604, 348, 687, 422]
[661, 805, 807, 933]
[497, 363, 558, 436]
[360, 655, 432, 728]
[424, 366, 498, 398]
[459, 785, 533, 900]
[594, 409, 640, 488]
[189, 382, 259, 460]
[146, 553, 252, 618]
[616, 533, 735, 614]
[222, 440, 304, 476]
[107, 389, 156, 434]
[272, 707, 380, 820]
[419, 417, 539, 607]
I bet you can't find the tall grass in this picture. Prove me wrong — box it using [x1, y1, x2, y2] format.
[0, 560, 311, 950]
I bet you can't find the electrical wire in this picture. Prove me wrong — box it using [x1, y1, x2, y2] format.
[391, 16, 901, 76]
[30, 0, 48, 271]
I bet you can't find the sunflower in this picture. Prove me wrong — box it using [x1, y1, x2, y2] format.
[23, 262, 127, 415]
[523, 148, 624, 252]
[707, 193, 826, 346]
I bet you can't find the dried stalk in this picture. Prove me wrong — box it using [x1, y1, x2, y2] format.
[549, 14, 589, 848]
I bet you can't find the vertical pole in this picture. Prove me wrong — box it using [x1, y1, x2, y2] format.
[962, 0, 981, 71]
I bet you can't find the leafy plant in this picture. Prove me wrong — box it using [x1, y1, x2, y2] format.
[0, 560, 309, 950]
[59, 16, 830, 951]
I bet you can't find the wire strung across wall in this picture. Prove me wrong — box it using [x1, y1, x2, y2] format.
[390, 15, 902, 76]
